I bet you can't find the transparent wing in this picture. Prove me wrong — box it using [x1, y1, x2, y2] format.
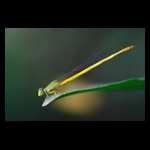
[57, 52, 107, 82]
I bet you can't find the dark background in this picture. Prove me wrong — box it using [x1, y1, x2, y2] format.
[5, 28, 145, 121]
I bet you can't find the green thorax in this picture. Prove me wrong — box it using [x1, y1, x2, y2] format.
[45, 80, 60, 92]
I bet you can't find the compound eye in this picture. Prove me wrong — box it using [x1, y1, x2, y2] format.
[38, 88, 45, 96]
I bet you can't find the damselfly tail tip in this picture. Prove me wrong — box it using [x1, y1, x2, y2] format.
[130, 45, 135, 49]
[124, 45, 135, 52]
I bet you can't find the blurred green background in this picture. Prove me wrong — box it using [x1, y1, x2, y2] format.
[5, 28, 145, 121]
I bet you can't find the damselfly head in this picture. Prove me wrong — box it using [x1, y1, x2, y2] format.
[38, 88, 44, 96]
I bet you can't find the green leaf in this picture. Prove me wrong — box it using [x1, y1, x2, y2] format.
[42, 77, 145, 107]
